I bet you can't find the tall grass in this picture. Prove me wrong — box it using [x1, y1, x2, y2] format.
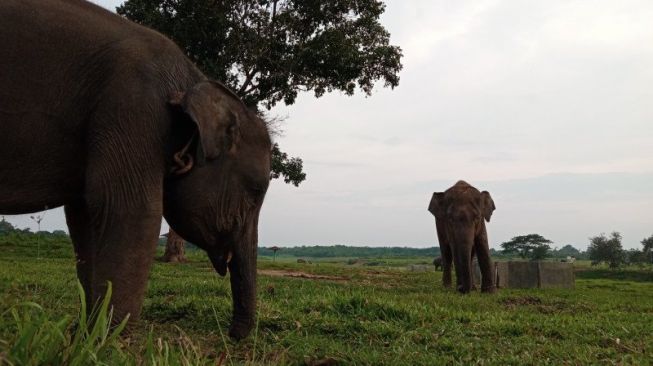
[0, 283, 212, 366]
[2, 282, 128, 365]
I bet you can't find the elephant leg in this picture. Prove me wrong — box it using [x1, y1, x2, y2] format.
[81, 116, 165, 324]
[440, 244, 453, 288]
[475, 224, 496, 293]
[64, 200, 94, 309]
[227, 235, 257, 340]
[470, 246, 478, 291]
[436, 220, 453, 288]
[87, 208, 162, 323]
[67, 197, 161, 324]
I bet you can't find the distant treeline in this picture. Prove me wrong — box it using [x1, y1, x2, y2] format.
[259, 245, 441, 258]
[1, 218, 590, 260]
[491, 245, 589, 260]
[0, 219, 72, 258]
[259, 244, 589, 259]
[258, 245, 440, 258]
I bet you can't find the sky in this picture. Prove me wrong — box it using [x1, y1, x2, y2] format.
[5, 0, 653, 250]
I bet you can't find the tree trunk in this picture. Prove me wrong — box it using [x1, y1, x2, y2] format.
[162, 229, 187, 263]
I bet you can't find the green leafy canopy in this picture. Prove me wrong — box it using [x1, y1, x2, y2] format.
[588, 231, 625, 268]
[642, 234, 653, 253]
[500, 234, 553, 260]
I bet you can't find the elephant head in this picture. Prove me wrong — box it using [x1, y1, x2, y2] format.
[428, 181, 496, 293]
[428, 181, 495, 224]
[162, 80, 271, 339]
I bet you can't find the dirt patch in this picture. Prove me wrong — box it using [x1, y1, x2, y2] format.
[258, 269, 349, 282]
[501, 296, 558, 314]
[363, 270, 395, 278]
[501, 295, 543, 307]
[500, 295, 588, 315]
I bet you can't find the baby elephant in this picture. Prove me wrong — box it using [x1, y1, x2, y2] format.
[432, 256, 442, 271]
[428, 181, 496, 293]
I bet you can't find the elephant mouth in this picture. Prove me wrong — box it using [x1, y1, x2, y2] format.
[208, 249, 232, 276]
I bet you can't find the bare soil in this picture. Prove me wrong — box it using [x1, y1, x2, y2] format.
[258, 269, 349, 281]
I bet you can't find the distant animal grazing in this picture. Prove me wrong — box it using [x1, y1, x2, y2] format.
[297, 259, 307, 264]
[428, 181, 496, 293]
[433, 256, 443, 271]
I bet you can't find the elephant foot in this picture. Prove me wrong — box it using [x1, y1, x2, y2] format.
[228, 319, 254, 340]
[456, 285, 471, 294]
[481, 285, 497, 294]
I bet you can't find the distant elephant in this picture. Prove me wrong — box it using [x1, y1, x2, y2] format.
[0, 0, 272, 340]
[428, 181, 496, 293]
[432, 256, 442, 271]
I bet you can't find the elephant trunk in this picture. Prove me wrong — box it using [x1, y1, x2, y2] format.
[454, 245, 473, 293]
[450, 225, 475, 294]
[226, 212, 260, 340]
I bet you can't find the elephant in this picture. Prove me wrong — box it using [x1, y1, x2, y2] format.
[0, 0, 272, 339]
[432, 256, 442, 271]
[428, 181, 496, 294]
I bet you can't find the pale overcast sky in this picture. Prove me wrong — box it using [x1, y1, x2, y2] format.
[5, 0, 652, 250]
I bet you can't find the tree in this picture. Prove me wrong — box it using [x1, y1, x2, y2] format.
[269, 246, 281, 261]
[626, 249, 648, 267]
[501, 234, 553, 261]
[551, 244, 581, 259]
[530, 244, 550, 261]
[117, 0, 402, 109]
[587, 232, 625, 269]
[642, 234, 653, 264]
[118, 0, 402, 258]
[162, 229, 188, 263]
[270, 143, 305, 186]
[0, 216, 14, 234]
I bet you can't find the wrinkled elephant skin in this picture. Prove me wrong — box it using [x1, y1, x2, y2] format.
[0, 0, 271, 340]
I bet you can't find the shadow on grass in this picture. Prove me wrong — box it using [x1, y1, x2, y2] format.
[576, 269, 653, 282]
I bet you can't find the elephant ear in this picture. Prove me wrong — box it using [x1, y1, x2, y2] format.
[480, 191, 495, 222]
[168, 81, 242, 174]
[428, 192, 446, 219]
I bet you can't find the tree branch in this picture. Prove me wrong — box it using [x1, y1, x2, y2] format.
[238, 67, 258, 95]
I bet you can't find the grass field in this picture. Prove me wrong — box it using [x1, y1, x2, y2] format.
[1, 238, 652, 365]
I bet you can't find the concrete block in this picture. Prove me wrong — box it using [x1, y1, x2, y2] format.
[495, 261, 575, 289]
[496, 261, 539, 288]
[538, 262, 575, 289]
[407, 264, 431, 272]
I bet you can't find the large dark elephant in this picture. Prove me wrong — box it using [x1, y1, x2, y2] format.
[0, 0, 271, 339]
[428, 181, 496, 294]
